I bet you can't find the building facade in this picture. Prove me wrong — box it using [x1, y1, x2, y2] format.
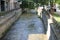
[0, 0, 19, 12]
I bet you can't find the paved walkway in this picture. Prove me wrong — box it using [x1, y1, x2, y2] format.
[2, 13, 45, 40]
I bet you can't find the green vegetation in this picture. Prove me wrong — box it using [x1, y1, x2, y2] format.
[28, 2, 35, 9]
[19, 0, 49, 7]
[56, 0, 60, 4]
[33, 0, 49, 5]
[53, 13, 60, 23]
[20, 1, 35, 9]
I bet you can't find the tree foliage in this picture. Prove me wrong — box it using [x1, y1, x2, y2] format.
[18, 0, 49, 5]
[33, 0, 49, 5]
[56, 0, 60, 4]
[19, 0, 50, 9]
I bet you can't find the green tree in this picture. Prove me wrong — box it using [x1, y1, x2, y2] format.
[33, 0, 49, 5]
[56, 0, 60, 4]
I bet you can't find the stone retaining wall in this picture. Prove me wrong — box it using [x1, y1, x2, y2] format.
[50, 23, 58, 40]
[0, 9, 22, 38]
[51, 18, 60, 40]
[41, 10, 58, 40]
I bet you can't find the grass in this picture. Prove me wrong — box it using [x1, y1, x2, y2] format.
[53, 13, 60, 23]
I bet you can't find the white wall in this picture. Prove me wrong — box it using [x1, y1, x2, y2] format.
[0, 0, 19, 12]
[10, 0, 15, 10]
[10, 0, 19, 10]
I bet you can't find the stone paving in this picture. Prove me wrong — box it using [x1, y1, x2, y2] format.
[2, 13, 45, 40]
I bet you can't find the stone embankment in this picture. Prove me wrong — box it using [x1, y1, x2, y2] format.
[41, 10, 58, 40]
[51, 18, 60, 40]
[0, 9, 22, 38]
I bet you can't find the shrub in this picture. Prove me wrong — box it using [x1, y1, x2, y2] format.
[28, 2, 35, 9]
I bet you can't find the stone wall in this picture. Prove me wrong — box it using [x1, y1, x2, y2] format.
[0, 9, 22, 38]
[51, 18, 60, 40]
[0, 0, 19, 12]
[41, 10, 58, 40]
[0, 1, 1, 12]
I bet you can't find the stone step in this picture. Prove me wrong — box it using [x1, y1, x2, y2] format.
[28, 34, 47, 40]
